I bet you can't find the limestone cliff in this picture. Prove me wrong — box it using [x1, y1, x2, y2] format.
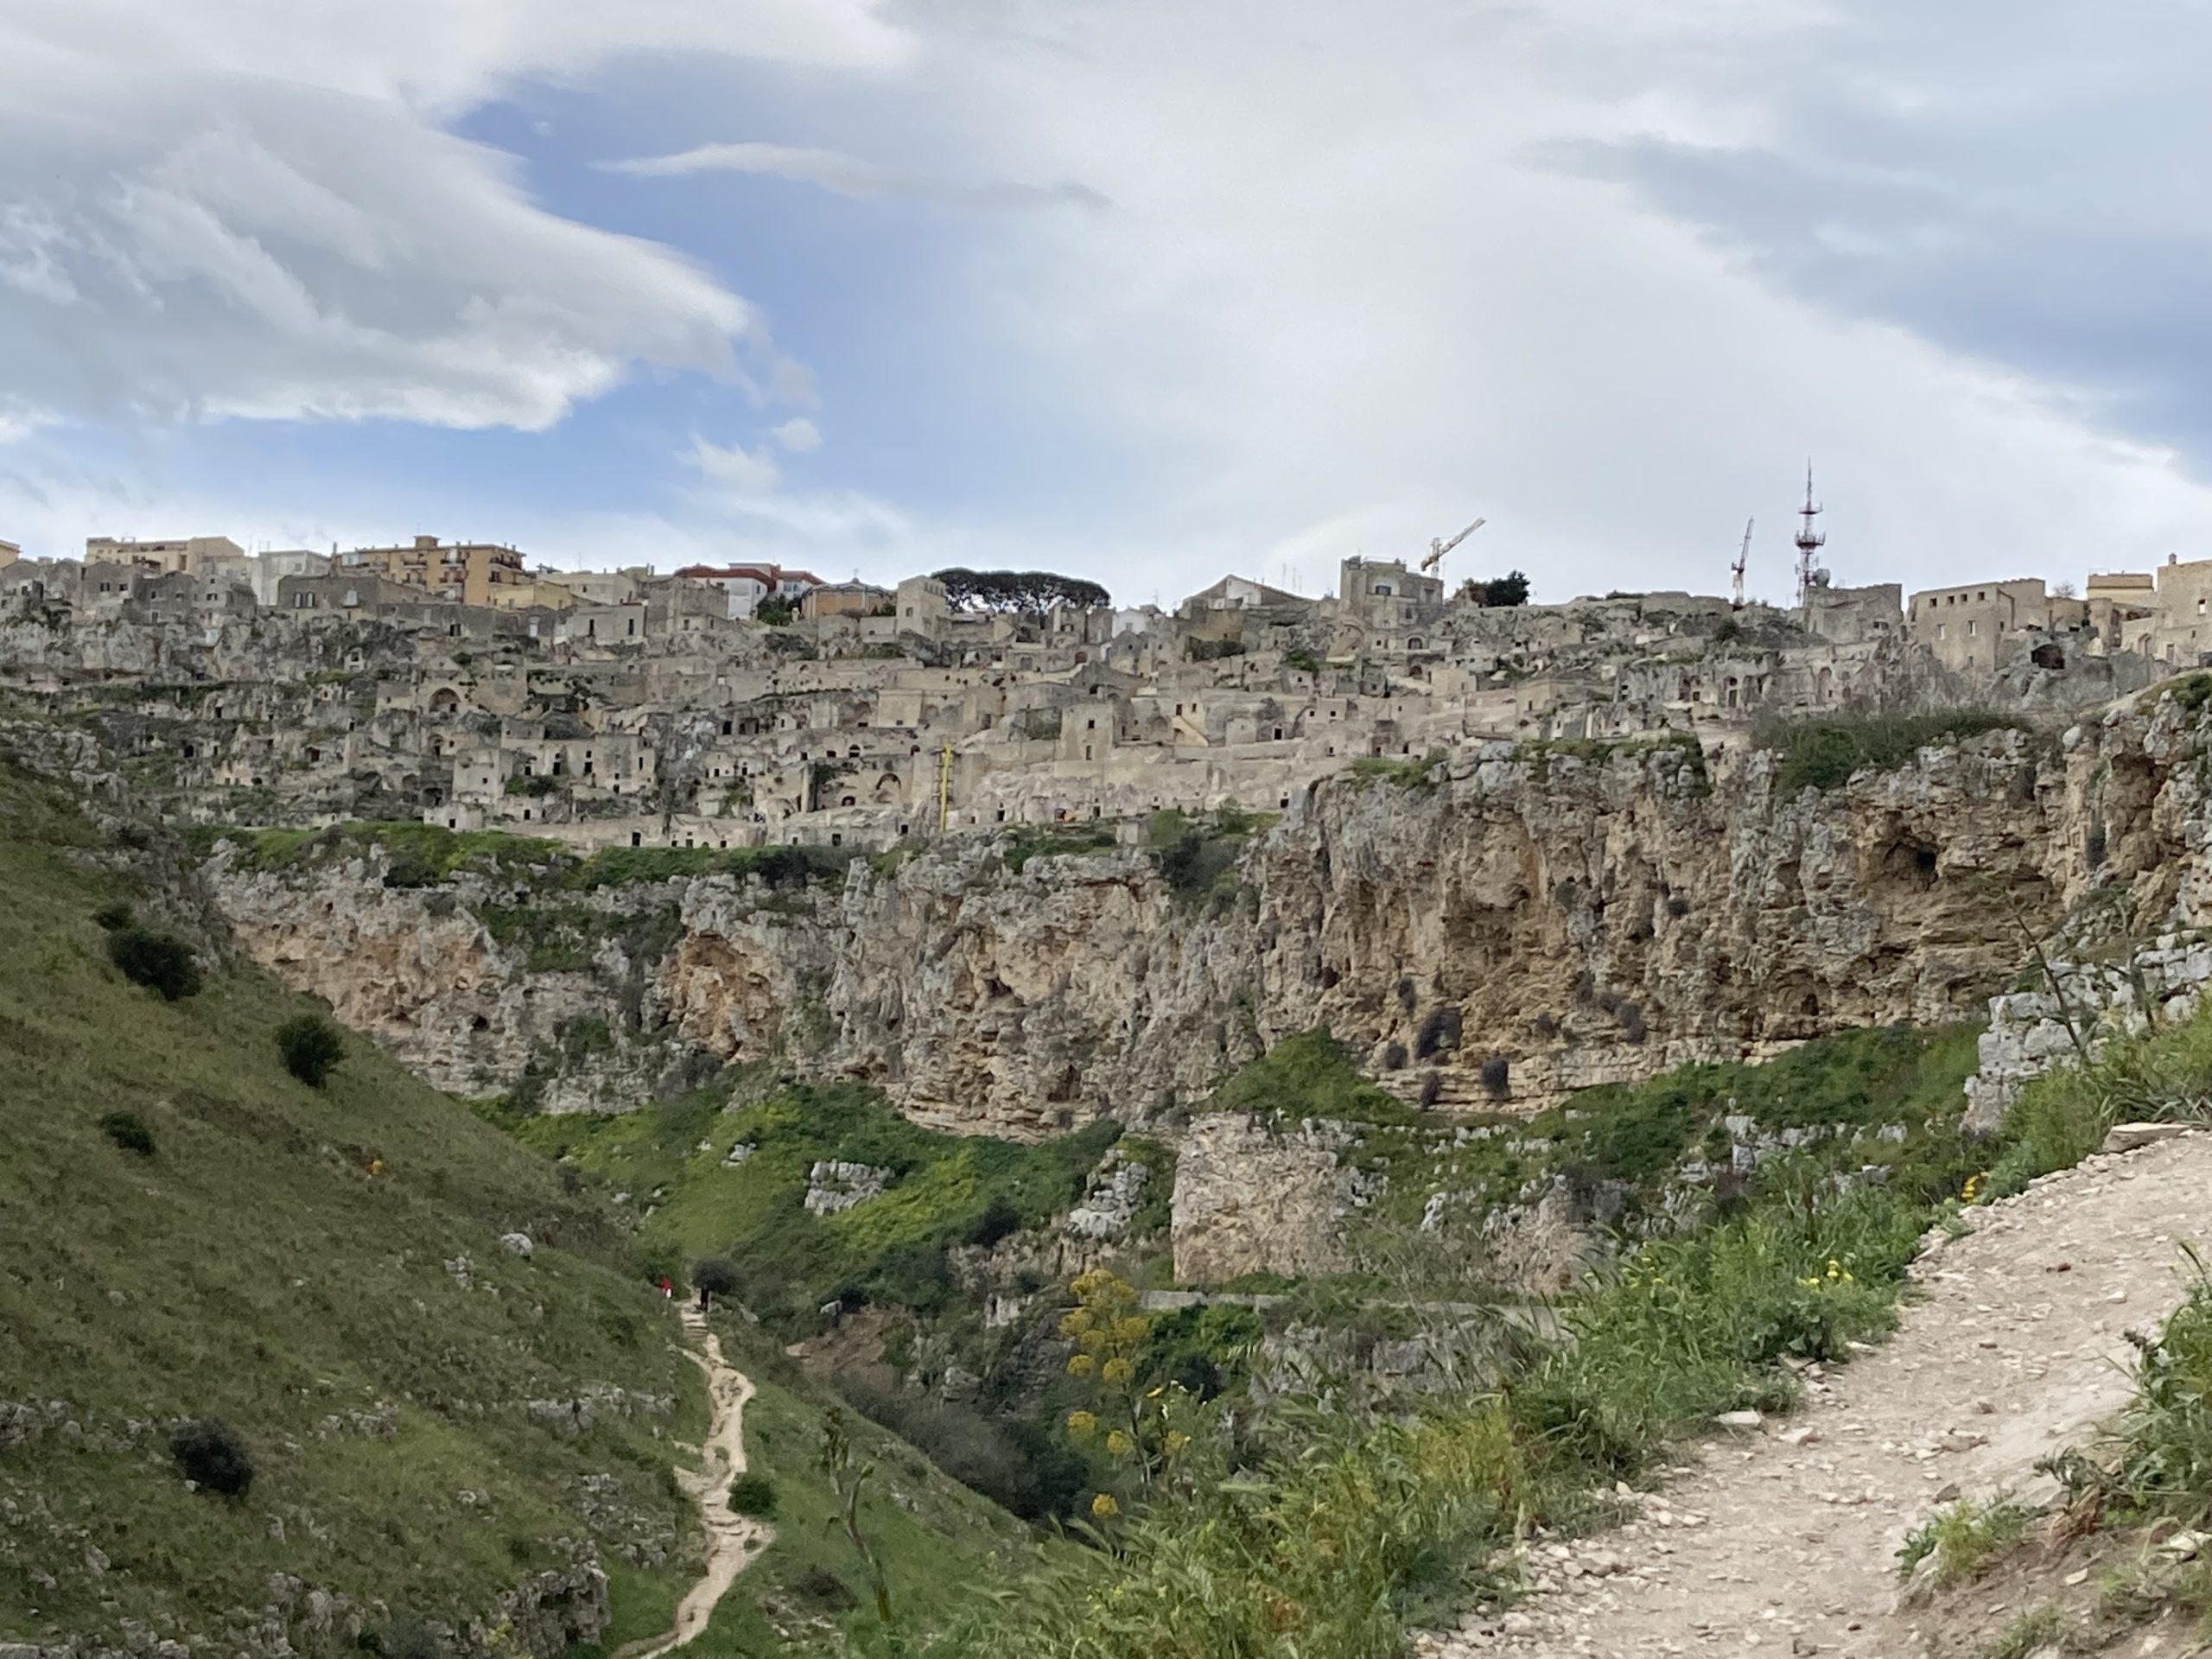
[199, 690, 2212, 1135]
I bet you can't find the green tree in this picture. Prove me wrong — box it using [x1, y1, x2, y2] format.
[108, 928, 202, 1001]
[930, 568, 1111, 616]
[1479, 570, 1531, 607]
[276, 1014, 346, 1088]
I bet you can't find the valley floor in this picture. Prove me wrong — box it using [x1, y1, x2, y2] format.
[1429, 1131, 2212, 1659]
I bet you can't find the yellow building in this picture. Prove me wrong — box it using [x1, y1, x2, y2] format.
[343, 536, 526, 606]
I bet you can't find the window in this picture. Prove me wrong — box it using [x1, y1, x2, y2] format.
[1375, 582, 1393, 597]
[1937, 623, 1946, 640]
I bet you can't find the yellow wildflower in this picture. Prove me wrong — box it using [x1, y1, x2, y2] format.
[1067, 1353, 1097, 1378]
[1090, 1492, 1119, 1518]
[1058, 1308, 1095, 1339]
[1164, 1430, 1192, 1455]
[1106, 1429, 1135, 1458]
[1101, 1357, 1135, 1386]
[1065, 1410, 1099, 1440]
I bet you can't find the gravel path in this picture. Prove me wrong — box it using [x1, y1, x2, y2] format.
[1423, 1130, 2212, 1659]
[621, 1306, 769, 1658]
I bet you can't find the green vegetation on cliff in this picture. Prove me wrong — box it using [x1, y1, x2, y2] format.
[1758, 709, 2031, 793]
[511, 1081, 1121, 1338]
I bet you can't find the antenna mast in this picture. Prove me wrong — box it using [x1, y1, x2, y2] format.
[1732, 518, 1753, 611]
[1794, 462, 1826, 615]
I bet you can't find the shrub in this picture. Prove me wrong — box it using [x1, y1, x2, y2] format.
[1618, 1001, 1647, 1045]
[382, 1615, 446, 1659]
[99, 1110, 156, 1156]
[966, 1194, 1024, 1249]
[1414, 1005, 1461, 1059]
[728, 1472, 778, 1519]
[170, 1417, 253, 1496]
[795, 1565, 857, 1610]
[1381, 1040, 1408, 1072]
[1896, 1496, 2031, 1587]
[1479, 1055, 1511, 1100]
[1417, 1071, 1442, 1109]
[92, 900, 134, 931]
[276, 1014, 346, 1088]
[693, 1257, 741, 1299]
[109, 927, 202, 1001]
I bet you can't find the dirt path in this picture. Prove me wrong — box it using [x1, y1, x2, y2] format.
[621, 1305, 770, 1659]
[1425, 1131, 2212, 1659]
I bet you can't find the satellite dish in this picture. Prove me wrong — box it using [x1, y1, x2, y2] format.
[1811, 568, 1832, 588]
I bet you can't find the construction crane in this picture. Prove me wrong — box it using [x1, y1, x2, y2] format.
[1421, 517, 1487, 576]
[1731, 518, 1753, 611]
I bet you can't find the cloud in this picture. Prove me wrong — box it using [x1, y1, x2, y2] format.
[601, 141, 1110, 211]
[1535, 3, 2212, 458]
[0, 0, 911, 433]
[772, 416, 823, 454]
[686, 435, 781, 495]
[787, 0, 2212, 605]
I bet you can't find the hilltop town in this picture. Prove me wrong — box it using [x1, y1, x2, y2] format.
[0, 518, 2201, 854]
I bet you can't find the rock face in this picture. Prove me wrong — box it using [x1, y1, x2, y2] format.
[1170, 1116, 1376, 1284]
[202, 693, 2212, 1135]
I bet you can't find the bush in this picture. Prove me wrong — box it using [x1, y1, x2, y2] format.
[1380, 1040, 1408, 1072]
[1479, 1055, 1511, 1100]
[1414, 1005, 1461, 1060]
[966, 1193, 1023, 1250]
[728, 1472, 778, 1518]
[109, 927, 202, 1001]
[170, 1417, 254, 1496]
[276, 1014, 346, 1088]
[1417, 1071, 1442, 1109]
[382, 1615, 446, 1659]
[795, 1565, 857, 1609]
[693, 1257, 741, 1299]
[99, 1110, 156, 1156]
[92, 900, 134, 931]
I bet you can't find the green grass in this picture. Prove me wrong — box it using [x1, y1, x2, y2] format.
[0, 755, 700, 1646]
[1898, 1496, 2035, 1587]
[0, 742, 1049, 1656]
[1198, 1028, 1414, 1128]
[512, 1081, 1122, 1336]
[649, 1342, 1042, 1656]
[1347, 1022, 1982, 1231]
[1002, 823, 1120, 873]
[1348, 753, 1444, 789]
[190, 820, 852, 893]
[1981, 998, 2212, 1200]
[1758, 709, 2031, 793]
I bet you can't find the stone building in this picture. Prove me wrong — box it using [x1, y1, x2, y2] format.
[1907, 578, 2058, 673]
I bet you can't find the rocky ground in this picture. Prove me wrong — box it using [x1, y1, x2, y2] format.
[1422, 1129, 2212, 1659]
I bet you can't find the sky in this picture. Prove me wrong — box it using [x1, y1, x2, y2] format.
[2, 0, 2209, 607]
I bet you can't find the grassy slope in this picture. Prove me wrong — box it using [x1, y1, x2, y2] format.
[0, 753, 702, 1645]
[0, 753, 1027, 1652]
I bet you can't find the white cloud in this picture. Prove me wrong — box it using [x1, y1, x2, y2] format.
[847, 0, 2212, 602]
[772, 416, 823, 454]
[0, 0, 910, 433]
[601, 141, 1109, 211]
[686, 435, 781, 496]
